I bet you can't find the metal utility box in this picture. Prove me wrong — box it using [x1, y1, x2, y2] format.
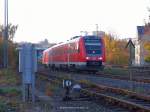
[19, 43, 37, 83]
[18, 43, 37, 102]
[134, 26, 150, 66]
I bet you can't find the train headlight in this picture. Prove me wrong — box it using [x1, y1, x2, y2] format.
[98, 57, 103, 60]
[86, 57, 90, 60]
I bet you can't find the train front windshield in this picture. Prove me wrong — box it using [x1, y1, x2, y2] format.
[84, 36, 102, 56]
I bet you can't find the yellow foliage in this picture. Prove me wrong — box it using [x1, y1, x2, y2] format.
[144, 42, 150, 50]
[103, 34, 129, 65]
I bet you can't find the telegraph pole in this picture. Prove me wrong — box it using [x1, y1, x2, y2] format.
[3, 0, 8, 68]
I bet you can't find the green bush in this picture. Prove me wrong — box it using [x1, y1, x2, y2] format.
[0, 101, 7, 112]
[0, 69, 19, 85]
[0, 88, 21, 96]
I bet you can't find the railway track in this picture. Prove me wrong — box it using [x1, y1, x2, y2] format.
[40, 67, 150, 84]
[96, 66, 150, 84]
[37, 71, 128, 112]
[38, 67, 150, 95]
[72, 70, 150, 84]
[37, 70, 150, 112]
[80, 83, 150, 112]
[81, 88, 150, 112]
[96, 72, 150, 84]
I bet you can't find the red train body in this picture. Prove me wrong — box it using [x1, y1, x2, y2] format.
[42, 35, 105, 72]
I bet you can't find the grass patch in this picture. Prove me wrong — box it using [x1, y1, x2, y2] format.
[103, 67, 129, 76]
[0, 101, 8, 112]
[0, 88, 21, 97]
[0, 69, 20, 85]
[134, 87, 145, 93]
[0, 69, 22, 111]
[0, 100, 17, 112]
[45, 82, 59, 96]
[78, 79, 96, 88]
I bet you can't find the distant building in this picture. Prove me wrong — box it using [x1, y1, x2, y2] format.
[17, 39, 56, 63]
[92, 31, 105, 37]
[36, 39, 56, 48]
[134, 25, 150, 66]
[18, 38, 56, 49]
[144, 23, 150, 35]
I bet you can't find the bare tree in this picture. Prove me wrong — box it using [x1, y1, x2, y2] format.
[0, 23, 18, 41]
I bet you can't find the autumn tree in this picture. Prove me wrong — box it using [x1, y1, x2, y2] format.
[0, 24, 18, 40]
[103, 34, 129, 65]
[0, 24, 18, 68]
[143, 8, 150, 63]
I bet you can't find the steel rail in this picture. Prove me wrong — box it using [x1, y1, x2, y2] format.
[81, 89, 150, 112]
[37, 70, 150, 112]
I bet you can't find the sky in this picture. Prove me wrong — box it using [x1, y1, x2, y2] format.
[0, 0, 150, 43]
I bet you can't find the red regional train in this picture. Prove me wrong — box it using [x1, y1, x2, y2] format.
[42, 35, 105, 73]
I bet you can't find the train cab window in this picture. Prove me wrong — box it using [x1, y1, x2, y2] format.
[85, 45, 101, 54]
[84, 37, 102, 55]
